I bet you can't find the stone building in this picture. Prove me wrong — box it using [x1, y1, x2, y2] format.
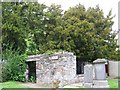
[26, 52, 84, 86]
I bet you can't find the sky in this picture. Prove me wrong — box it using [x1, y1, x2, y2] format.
[38, 0, 119, 32]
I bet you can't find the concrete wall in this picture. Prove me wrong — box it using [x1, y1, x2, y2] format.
[108, 60, 120, 78]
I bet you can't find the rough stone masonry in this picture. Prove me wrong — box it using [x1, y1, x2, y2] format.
[26, 52, 83, 86]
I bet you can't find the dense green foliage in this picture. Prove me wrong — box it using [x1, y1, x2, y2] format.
[1, 2, 119, 82]
[109, 50, 120, 61]
[61, 5, 118, 61]
[2, 2, 47, 54]
[2, 2, 118, 61]
[2, 46, 27, 82]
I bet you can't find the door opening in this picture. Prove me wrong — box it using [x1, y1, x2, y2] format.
[27, 61, 36, 83]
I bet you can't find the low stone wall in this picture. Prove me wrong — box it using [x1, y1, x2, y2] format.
[26, 52, 83, 86]
[108, 60, 120, 78]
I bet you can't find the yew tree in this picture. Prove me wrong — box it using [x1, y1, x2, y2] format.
[61, 4, 117, 61]
[2, 2, 118, 61]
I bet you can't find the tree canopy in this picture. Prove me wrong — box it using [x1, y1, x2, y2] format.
[2, 2, 119, 61]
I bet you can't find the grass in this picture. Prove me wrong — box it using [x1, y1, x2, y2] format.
[0, 79, 119, 89]
[108, 79, 118, 88]
[41, 83, 50, 87]
[0, 81, 28, 89]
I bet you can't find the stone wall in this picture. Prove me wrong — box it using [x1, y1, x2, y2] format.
[108, 60, 120, 78]
[26, 52, 83, 86]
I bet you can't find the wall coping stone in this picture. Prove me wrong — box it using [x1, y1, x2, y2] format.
[26, 52, 75, 62]
[93, 59, 107, 64]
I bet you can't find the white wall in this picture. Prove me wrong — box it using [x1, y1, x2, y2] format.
[108, 60, 120, 78]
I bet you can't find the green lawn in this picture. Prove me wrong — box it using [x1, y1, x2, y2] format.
[108, 79, 118, 88]
[0, 81, 28, 89]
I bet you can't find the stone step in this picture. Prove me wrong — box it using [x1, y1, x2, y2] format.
[93, 85, 109, 88]
[63, 83, 83, 88]
[84, 83, 93, 88]
[93, 80, 109, 86]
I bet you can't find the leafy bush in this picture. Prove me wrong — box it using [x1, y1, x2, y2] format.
[2, 46, 27, 82]
[28, 76, 36, 83]
[108, 50, 120, 61]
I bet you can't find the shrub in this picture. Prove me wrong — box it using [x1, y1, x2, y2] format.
[2, 46, 27, 82]
[29, 76, 36, 83]
[108, 50, 120, 61]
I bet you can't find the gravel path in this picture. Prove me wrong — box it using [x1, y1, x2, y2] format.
[19, 82, 83, 88]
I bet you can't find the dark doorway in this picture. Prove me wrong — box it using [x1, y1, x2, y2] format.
[27, 61, 36, 83]
[76, 59, 86, 74]
[105, 63, 109, 76]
